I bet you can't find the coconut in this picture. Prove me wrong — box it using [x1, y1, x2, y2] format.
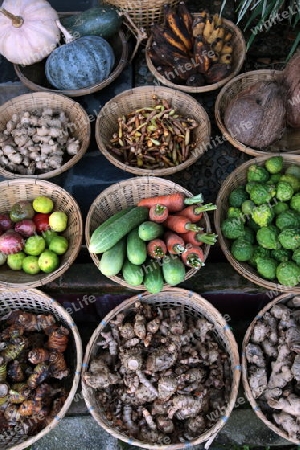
[283, 51, 300, 128]
[224, 80, 286, 148]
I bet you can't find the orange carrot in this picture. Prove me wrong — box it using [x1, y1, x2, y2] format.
[149, 204, 169, 223]
[180, 230, 218, 246]
[179, 231, 201, 246]
[164, 232, 185, 254]
[181, 245, 205, 268]
[179, 203, 217, 223]
[137, 192, 204, 213]
[147, 239, 167, 258]
[164, 215, 204, 234]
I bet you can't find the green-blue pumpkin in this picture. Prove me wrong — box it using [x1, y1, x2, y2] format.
[45, 36, 115, 90]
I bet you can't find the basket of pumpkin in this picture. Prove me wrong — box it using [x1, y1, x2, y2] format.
[0, 0, 129, 97]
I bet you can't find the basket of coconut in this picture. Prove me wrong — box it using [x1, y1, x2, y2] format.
[82, 288, 240, 449]
[215, 51, 300, 156]
[242, 292, 300, 445]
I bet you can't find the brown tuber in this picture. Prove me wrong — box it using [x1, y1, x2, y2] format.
[224, 80, 286, 148]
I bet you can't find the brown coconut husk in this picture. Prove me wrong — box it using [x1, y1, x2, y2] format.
[283, 50, 300, 128]
[224, 80, 286, 148]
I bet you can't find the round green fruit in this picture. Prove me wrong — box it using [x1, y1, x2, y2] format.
[49, 236, 69, 255]
[32, 196, 54, 214]
[42, 229, 58, 247]
[22, 256, 41, 275]
[7, 252, 26, 270]
[24, 236, 46, 256]
[49, 212, 68, 232]
[38, 251, 59, 273]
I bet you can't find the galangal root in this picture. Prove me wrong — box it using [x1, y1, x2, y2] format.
[0, 108, 81, 175]
[245, 296, 300, 441]
[83, 301, 232, 445]
[0, 310, 70, 438]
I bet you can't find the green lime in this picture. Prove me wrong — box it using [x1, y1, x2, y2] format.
[38, 250, 59, 273]
[22, 256, 41, 275]
[7, 252, 26, 270]
[32, 196, 54, 214]
[49, 236, 69, 255]
[24, 236, 46, 256]
[49, 212, 68, 232]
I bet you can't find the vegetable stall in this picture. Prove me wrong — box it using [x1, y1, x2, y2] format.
[0, 0, 299, 448]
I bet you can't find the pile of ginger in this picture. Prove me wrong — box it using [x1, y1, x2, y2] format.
[245, 295, 300, 441]
[0, 108, 81, 175]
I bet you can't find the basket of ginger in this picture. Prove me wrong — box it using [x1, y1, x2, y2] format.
[85, 176, 217, 292]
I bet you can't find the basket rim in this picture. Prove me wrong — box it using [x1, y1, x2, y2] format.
[14, 29, 128, 98]
[95, 85, 211, 176]
[0, 178, 83, 291]
[214, 153, 300, 293]
[85, 176, 211, 289]
[241, 291, 300, 445]
[0, 91, 91, 179]
[214, 68, 300, 157]
[0, 288, 83, 450]
[82, 288, 241, 450]
[145, 16, 247, 94]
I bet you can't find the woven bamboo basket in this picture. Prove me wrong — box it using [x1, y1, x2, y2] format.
[0, 179, 82, 291]
[102, 0, 180, 31]
[215, 69, 300, 157]
[0, 288, 82, 450]
[82, 288, 241, 449]
[95, 85, 211, 176]
[214, 154, 300, 293]
[242, 292, 300, 445]
[85, 177, 211, 290]
[14, 10, 128, 98]
[0, 92, 90, 179]
[146, 16, 246, 94]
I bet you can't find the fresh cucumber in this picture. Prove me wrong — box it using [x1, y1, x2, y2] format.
[162, 256, 186, 286]
[98, 238, 126, 276]
[89, 206, 149, 254]
[127, 227, 147, 265]
[122, 259, 144, 286]
[144, 259, 164, 293]
[138, 221, 164, 241]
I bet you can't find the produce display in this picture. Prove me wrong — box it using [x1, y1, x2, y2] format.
[244, 295, 300, 442]
[220, 156, 300, 287]
[83, 300, 232, 445]
[0, 107, 81, 176]
[0, 196, 69, 275]
[89, 191, 217, 292]
[147, 2, 234, 87]
[0, 309, 70, 436]
[107, 96, 199, 169]
[223, 51, 300, 149]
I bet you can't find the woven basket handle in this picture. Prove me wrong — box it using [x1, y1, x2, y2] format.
[120, 12, 147, 62]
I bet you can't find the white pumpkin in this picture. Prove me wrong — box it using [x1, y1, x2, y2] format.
[0, 0, 61, 65]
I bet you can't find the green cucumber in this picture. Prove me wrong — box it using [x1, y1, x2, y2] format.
[138, 221, 164, 241]
[90, 207, 133, 245]
[89, 206, 149, 254]
[144, 259, 164, 293]
[122, 259, 144, 286]
[98, 238, 126, 276]
[127, 227, 147, 265]
[162, 256, 186, 286]
[60, 6, 122, 39]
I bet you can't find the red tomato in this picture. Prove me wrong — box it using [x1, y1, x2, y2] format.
[33, 213, 50, 233]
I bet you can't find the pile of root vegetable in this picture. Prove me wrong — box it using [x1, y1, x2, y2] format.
[0, 108, 81, 175]
[0, 310, 70, 438]
[244, 296, 300, 442]
[83, 301, 232, 445]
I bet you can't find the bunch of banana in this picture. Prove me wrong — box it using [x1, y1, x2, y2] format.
[148, 1, 234, 87]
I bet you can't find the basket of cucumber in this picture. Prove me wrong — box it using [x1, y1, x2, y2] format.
[85, 177, 216, 292]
